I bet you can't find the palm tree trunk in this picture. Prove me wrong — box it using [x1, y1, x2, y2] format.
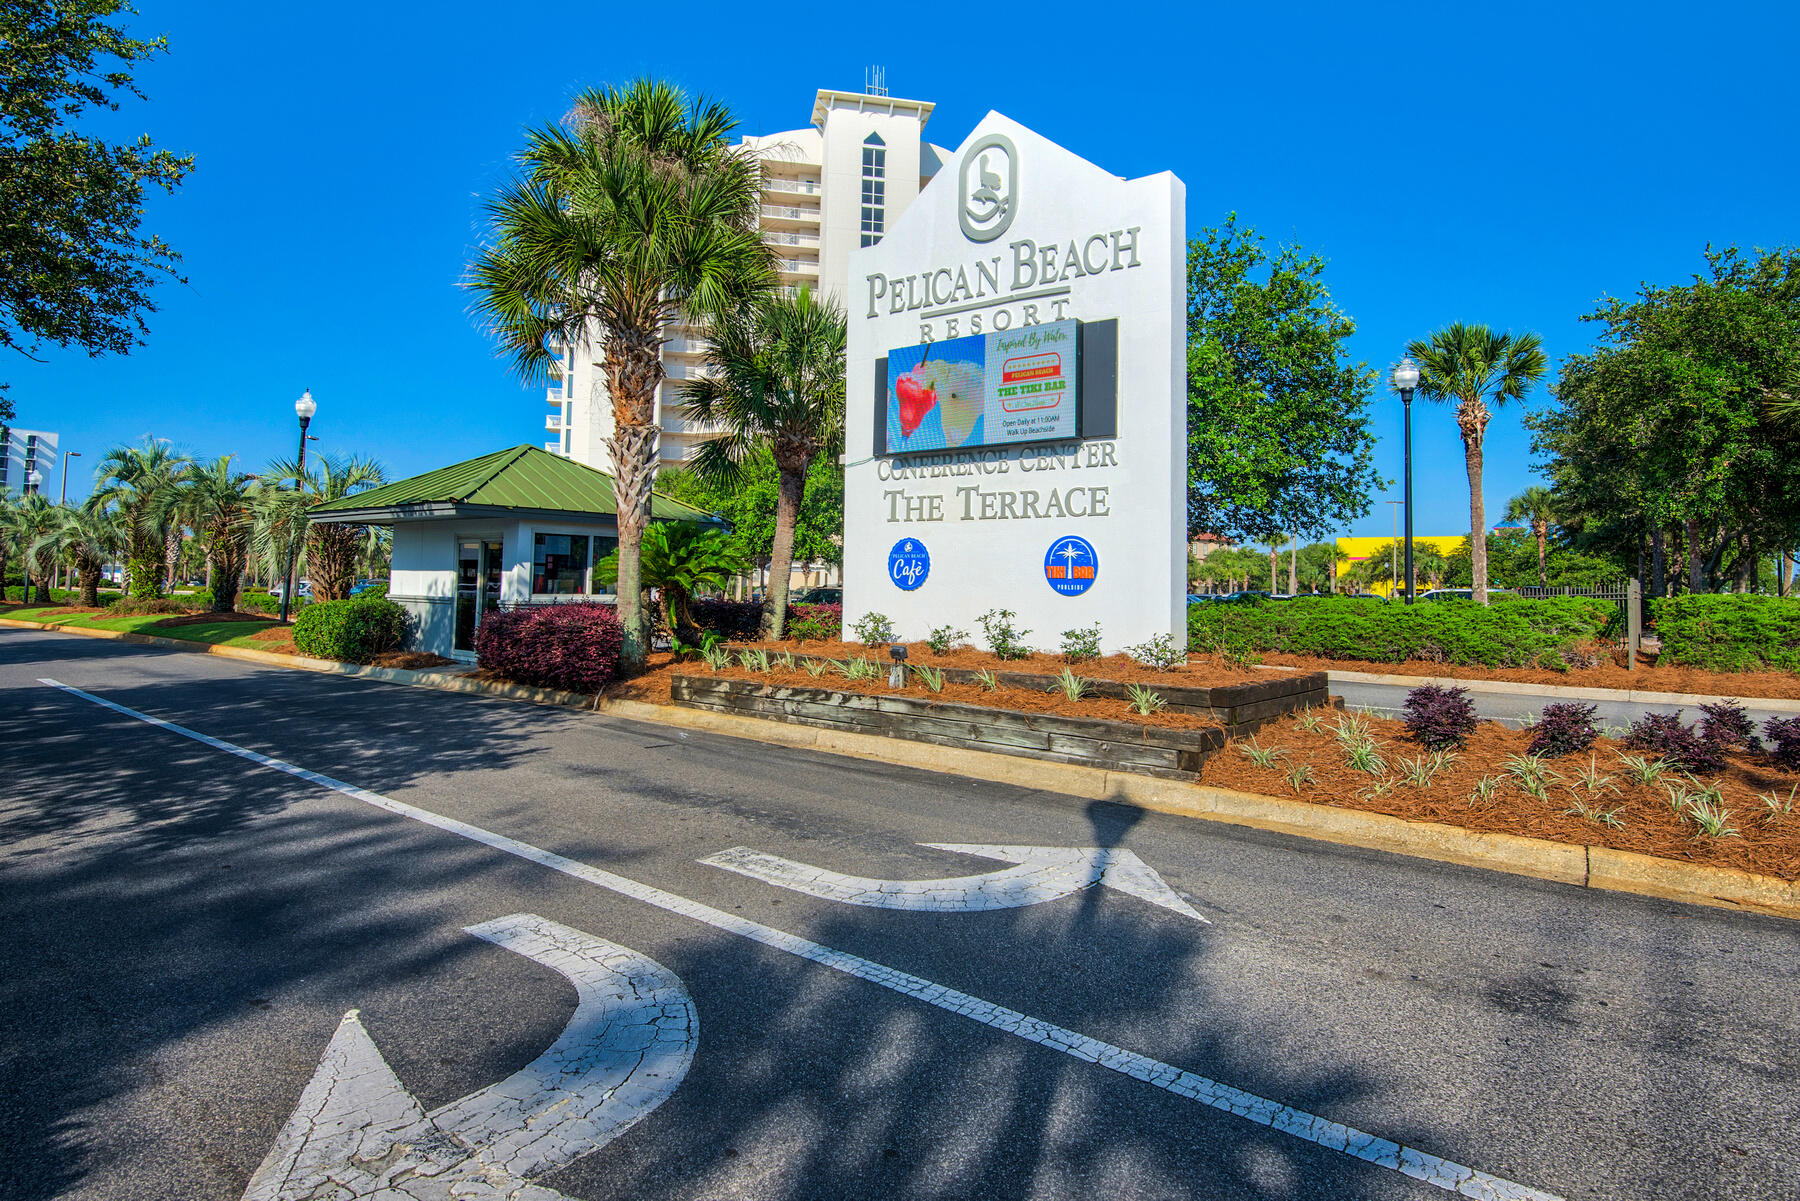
[1457, 399, 1492, 604]
[605, 327, 664, 672]
[79, 564, 102, 608]
[1535, 520, 1548, 587]
[164, 525, 181, 591]
[1267, 550, 1276, 594]
[763, 457, 808, 640]
[1287, 537, 1297, 596]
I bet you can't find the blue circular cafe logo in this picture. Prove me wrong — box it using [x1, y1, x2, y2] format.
[1044, 536, 1098, 596]
[888, 538, 930, 591]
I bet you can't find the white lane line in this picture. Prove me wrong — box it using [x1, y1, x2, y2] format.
[244, 913, 694, 1200]
[41, 677, 1561, 1201]
[702, 843, 1209, 922]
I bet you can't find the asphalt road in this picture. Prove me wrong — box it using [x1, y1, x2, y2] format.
[3, 628, 1797, 1201]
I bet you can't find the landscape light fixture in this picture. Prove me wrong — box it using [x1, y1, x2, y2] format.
[1391, 357, 1420, 604]
[888, 643, 908, 688]
[280, 390, 317, 623]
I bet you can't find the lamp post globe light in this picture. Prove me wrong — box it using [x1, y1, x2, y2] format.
[1390, 356, 1420, 604]
[279, 390, 317, 623]
[26, 468, 43, 495]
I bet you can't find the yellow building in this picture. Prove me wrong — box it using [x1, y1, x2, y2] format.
[1336, 535, 1465, 597]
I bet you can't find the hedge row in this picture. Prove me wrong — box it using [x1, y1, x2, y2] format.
[1187, 596, 1620, 669]
[4, 586, 125, 606]
[475, 602, 623, 693]
[292, 597, 408, 664]
[1651, 596, 1800, 672]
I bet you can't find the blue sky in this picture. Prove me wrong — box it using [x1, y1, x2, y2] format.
[10, 0, 1796, 544]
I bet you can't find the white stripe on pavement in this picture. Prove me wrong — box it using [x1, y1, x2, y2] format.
[39, 676, 1562, 1201]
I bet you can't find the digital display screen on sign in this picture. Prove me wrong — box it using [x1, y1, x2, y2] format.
[882, 319, 1080, 454]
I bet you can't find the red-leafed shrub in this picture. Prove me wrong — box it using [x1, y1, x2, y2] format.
[1763, 716, 1800, 773]
[1528, 702, 1600, 757]
[787, 602, 842, 642]
[689, 599, 762, 640]
[1622, 711, 1726, 773]
[1403, 684, 1479, 750]
[475, 603, 624, 693]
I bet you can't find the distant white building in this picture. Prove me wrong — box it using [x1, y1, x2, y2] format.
[1, 426, 58, 497]
[545, 85, 952, 476]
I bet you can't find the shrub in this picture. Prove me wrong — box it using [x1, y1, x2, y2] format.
[977, 609, 1032, 660]
[292, 597, 408, 664]
[688, 599, 762, 641]
[104, 596, 191, 617]
[1698, 700, 1756, 751]
[1187, 595, 1616, 668]
[1402, 684, 1478, 750]
[474, 602, 623, 692]
[925, 624, 969, 654]
[787, 602, 842, 643]
[1528, 702, 1600, 757]
[1621, 711, 1725, 773]
[1060, 623, 1102, 662]
[1764, 716, 1800, 773]
[1126, 632, 1186, 669]
[1652, 595, 1800, 672]
[851, 611, 897, 645]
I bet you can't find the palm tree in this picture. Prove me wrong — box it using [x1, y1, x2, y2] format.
[596, 521, 747, 645]
[683, 288, 845, 638]
[91, 438, 193, 597]
[1406, 323, 1548, 604]
[8, 494, 62, 603]
[0, 491, 16, 601]
[186, 456, 257, 612]
[42, 504, 127, 607]
[468, 79, 772, 672]
[257, 454, 386, 602]
[1503, 486, 1559, 587]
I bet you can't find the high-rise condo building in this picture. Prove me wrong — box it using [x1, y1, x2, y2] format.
[1, 426, 59, 497]
[544, 85, 951, 476]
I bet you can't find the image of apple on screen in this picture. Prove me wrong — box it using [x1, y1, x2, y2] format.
[890, 338, 986, 448]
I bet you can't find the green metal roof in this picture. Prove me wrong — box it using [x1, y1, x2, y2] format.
[310, 444, 721, 523]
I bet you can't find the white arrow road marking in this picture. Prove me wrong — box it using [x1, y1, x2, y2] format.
[41, 678, 1562, 1201]
[702, 843, 1210, 922]
[242, 913, 696, 1201]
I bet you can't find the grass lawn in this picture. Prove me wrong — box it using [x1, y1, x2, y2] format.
[0, 604, 295, 652]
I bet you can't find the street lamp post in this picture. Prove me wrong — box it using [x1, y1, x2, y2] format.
[1391, 356, 1421, 604]
[58, 450, 80, 505]
[59, 450, 82, 587]
[279, 390, 317, 623]
[25, 468, 43, 496]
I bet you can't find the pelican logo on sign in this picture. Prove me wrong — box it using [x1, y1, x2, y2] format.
[1044, 536, 1098, 596]
[958, 134, 1017, 243]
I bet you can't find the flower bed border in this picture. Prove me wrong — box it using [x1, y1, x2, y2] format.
[672, 673, 1226, 780]
[721, 645, 1330, 733]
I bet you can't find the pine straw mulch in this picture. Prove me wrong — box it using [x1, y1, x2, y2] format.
[1200, 711, 1800, 880]
[1254, 647, 1800, 700]
[730, 638, 1278, 688]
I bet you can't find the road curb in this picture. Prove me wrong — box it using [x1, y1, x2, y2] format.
[1313, 665, 1800, 713]
[8, 615, 1796, 921]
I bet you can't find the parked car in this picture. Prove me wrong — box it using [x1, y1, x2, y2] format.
[1418, 588, 1514, 602]
[793, 586, 842, 606]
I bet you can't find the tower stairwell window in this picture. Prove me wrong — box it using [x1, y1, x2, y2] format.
[860, 132, 886, 247]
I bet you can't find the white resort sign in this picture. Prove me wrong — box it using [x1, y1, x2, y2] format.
[844, 113, 1186, 652]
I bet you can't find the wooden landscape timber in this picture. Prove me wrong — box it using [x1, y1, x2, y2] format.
[671, 674, 1228, 780]
[719, 645, 1331, 733]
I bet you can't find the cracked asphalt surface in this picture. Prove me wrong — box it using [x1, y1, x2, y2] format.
[3, 628, 1798, 1200]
